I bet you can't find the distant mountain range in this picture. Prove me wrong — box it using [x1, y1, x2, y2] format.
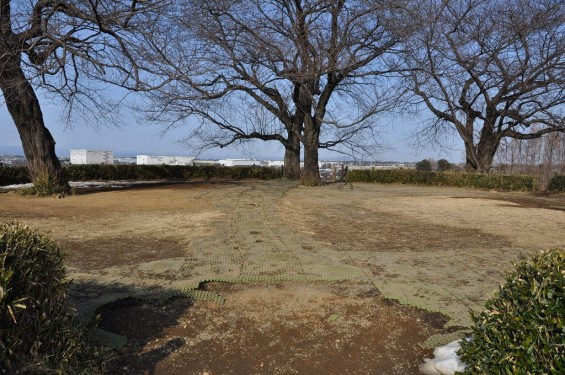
[0, 145, 25, 156]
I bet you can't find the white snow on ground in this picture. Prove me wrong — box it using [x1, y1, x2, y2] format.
[420, 340, 466, 375]
[0, 181, 163, 190]
[0, 183, 34, 189]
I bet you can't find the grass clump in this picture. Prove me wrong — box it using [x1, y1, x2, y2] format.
[18, 173, 69, 197]
[459, 250, 565, 374]
[0, 223, 98, 374]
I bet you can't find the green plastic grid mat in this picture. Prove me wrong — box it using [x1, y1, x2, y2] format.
[70, 272, 362, 323]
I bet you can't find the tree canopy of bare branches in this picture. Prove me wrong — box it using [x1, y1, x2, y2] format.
[400, 0, 565, 172]
[0, 0, 167, 190]
[142, 0, 400, 182]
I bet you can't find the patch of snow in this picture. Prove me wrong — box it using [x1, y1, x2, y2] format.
[420, 340, 466, 375]
[0, 180, 163, 190]
[0, 183, 33, 190]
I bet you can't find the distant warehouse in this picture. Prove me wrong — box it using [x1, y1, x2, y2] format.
[70, 149, 114, 165]
[136, 155, 195, 166]
[219, 159, 263, 167]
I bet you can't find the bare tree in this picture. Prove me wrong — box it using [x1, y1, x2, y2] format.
[0, 0, 167, 191]
[400, 0, 565, 173]
[142, 0, 399, 183]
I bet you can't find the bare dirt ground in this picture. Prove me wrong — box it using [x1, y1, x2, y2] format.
[1, 181, 564, 374]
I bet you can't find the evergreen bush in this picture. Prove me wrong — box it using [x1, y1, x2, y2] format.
[547, 175, 565, 192]
[459, 250, 565, 374]
[437, 159, 453, 171]
[63, 164, 282, 181]
[0, 223, 90, 373]
[0, 166, 31, 186]
[416, 159, 433, 171]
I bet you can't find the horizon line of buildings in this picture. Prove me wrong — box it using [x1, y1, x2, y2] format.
[1, 149, 414, 169]
[67, 150, 414, 170]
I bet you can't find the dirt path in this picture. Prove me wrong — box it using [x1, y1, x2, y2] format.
[1, 181, 564, 374]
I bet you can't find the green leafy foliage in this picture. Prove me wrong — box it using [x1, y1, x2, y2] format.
[548, 175, 565, 192]
[345, 170, 537, 191]
[437, 159, 453, 171]
[0, 165, 283, 187]
[416, 159, 433, 171]
[459, 251, 565, 374]
[0, 223, 95, 373]
[63, 164, 283, 181]
[0, 166, 30, 186]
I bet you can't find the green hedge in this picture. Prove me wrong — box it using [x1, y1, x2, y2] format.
[345, 169, 538, 191]
[548, 175, 565, 192]
[63, 164, 282, 181]
[459, 250, 565, 374]
[0, 164, 282, 186]
[3, 164, 565, 192]
[0, 166, 30, 186]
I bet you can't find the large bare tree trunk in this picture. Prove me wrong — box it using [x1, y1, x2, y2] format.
[283, 131, 301, 179]
[302, 123, 321, 185]
[0, 59, 69, 192]
[464, 138, 498, 173]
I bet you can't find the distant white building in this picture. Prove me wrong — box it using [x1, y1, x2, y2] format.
[136, 155, 195, 166]
[266, 160, 285, 167]
[219, 159, 262, 167]
[70, 149, 114, 165]
[348, 164, 408, 170]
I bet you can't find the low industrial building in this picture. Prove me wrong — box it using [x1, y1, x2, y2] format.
[136, 155, 195, 165]
[219, 159, 262, 167]
[70, 149, 114, 165]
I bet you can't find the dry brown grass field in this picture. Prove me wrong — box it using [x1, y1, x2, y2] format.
[1, 181, 564, 374]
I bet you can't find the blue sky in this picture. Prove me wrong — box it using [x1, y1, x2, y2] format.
[1, 94, 464, 163]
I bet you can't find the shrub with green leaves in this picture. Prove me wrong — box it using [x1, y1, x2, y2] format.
[63, 164, 283, 181]
[415, 159, 433, 171]
[548, 175, 565, 192]
[0, 223, 88, 373]
[345, 169, 537, 191]
[0, 166, 30, 186]
[459, 250, 565, 374]
[437, 159, 453, 172]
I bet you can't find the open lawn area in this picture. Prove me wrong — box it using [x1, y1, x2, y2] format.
[2, 181, 564, 374]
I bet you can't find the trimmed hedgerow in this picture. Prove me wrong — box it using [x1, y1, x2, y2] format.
[459, 250, 565, 374]
[0, 223, 94, 373]
[0, 164, 283, 186]
[63, 164, 283, 181]
[548, 175, 565, 192]
[345, 169, 537, 191]
[0, 166, 30, 186]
